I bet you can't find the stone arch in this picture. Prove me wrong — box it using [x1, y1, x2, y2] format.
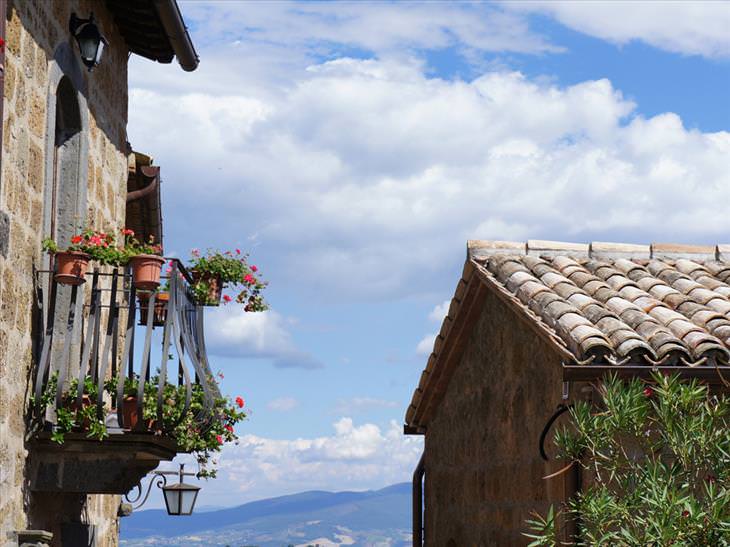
[41, 41, 90, 257]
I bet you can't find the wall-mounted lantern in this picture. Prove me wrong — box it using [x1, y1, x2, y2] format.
[69, 12, 107, 71]
[124, 463, 201, 516]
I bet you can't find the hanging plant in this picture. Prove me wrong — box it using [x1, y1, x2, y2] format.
[187, 248, 267, 310]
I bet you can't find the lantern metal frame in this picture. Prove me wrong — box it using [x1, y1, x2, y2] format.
[69, 12, 108, 71]
[125, 463, 201, 516]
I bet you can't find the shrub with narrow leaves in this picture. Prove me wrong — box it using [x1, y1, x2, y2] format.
[525, 373, 730, 546]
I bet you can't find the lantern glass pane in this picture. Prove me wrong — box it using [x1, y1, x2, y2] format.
[163, 488, 181, 515]
[180, 488, 199, 515]
[79, 36, 98, 62]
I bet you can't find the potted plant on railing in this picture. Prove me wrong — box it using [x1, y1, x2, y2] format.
[137, 285, 170, 328]
[103, 373, 247, 477]
[42, 229, 123, 285]
[31, 372, 109, 443]
[188, 248, 268, 310]
[121, 229, 165, 291]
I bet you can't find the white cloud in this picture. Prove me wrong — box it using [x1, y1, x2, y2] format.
[507, 1, 730, 58]
[130, 61, 730, 304]
[172, 418, 423, 507]
[428, 300, 451, 323]
[267, 397, 299, 412]
[205, 308, 323, 369]
[416, 333, 437, 357]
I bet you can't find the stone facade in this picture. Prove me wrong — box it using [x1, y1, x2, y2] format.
[423, 289, 580, 546]
[0, 1, 129, 545]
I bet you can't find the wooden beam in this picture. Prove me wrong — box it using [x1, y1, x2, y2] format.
[416, 276, 486, 427]
[563, 365, 730, 385]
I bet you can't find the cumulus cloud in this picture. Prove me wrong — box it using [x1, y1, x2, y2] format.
[507, 1, 730, 59]
[416, 334, 437, 357]
[172, 418, 424, 507]
[205, 307, 323, 369]
[267, 397, 299, 412]
[130, 60, 730, 305]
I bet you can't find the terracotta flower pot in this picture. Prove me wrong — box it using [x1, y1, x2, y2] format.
[130, 254, 165, 290]
[137, 292, 169, 327]
[192, 271, 223, 306]
[122, 395, 139, 429]
[54, 251, 90, 285]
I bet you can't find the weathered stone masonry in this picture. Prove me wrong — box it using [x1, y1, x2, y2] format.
[0, 1, 129, 544]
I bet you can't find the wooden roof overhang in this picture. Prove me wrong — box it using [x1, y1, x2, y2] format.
[105, 0, 199, 71]
[405, 240, 730, 434]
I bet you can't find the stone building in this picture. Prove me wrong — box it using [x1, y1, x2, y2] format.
[405, 239, 730, 546]
[0, 1, 202, 545]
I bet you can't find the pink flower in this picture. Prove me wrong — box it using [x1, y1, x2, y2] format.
[643, 387, 654, 398]
[251, 265, 258, 272]
[244, 274, 255, 284]
[165, 266, 172, 274]
[122, 228, 134, 236]
[191, 248, 200, 258]
[223, 294, 232, 303]
[216, 435, 223, 444]
[225, 424, 234, 433]
[236, 248, 241, 254]
[235, 396, 244, 408]
[217, 371, 225, 379]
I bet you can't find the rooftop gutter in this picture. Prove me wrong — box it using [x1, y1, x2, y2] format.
[153, 0, 199, 71]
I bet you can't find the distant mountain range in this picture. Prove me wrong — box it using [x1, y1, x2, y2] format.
[119, 483, 412, 547]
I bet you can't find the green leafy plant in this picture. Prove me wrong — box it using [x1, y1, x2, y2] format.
[104, 372, 246, 478]
[31, 372, 108, 443]
[524, 373, 730, 546]
[42, 228, 125, 265]
[121, 228, 163, 258]
[188, 248, 267, 310]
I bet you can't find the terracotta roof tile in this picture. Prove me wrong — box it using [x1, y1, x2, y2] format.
[472, 240, 730, 366]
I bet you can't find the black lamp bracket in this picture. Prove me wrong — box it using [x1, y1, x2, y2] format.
[124, 463, 198, 511]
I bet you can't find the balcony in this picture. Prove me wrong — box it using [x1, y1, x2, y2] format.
[28, 259, 219, 494]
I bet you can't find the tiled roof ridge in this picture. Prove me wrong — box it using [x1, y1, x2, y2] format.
[468, 240, 730, 261]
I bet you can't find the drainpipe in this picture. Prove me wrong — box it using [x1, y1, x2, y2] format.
[413, 452, 425, 546]
[153, 0, 199, 71]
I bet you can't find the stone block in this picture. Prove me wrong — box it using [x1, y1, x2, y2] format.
[28, 92, 45, 139]
[6, 9, 22, 57]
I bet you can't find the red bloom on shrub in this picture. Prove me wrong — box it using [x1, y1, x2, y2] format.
[216, 434, 223, 444]
[235, 396, 244, 408]
[122, 228, 134, 236]
[236, 248, 241, 255]
[244, 274, 255, 284]
[643, 387, 654, 398]
[223, 294, 232, 303]
[225, 424, 234, 433]
[251, 265, 258, 272]
[71, 235, 83, 244]
[682, 510, 690, 518]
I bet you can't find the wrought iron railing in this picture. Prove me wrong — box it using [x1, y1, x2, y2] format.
[32, 258, 218, 436]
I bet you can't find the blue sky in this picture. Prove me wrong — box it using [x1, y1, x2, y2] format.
[125, 1, 730, 508]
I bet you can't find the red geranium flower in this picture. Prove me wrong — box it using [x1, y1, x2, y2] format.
[216, 434, 223, 444]
[235, 396, 244, 408]
[223, 294, 232, 303]
[71, 235, 83, 244]
[251, 265, 258, 272]
[244, 274, 255, 284]
[643, 387, 653, 398]
[225, 424, 234, 433]
[122, 228, 134, 236]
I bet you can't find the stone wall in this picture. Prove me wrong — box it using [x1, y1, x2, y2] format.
[424, 288, 580, 546]
[0, 1, 129, 545]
